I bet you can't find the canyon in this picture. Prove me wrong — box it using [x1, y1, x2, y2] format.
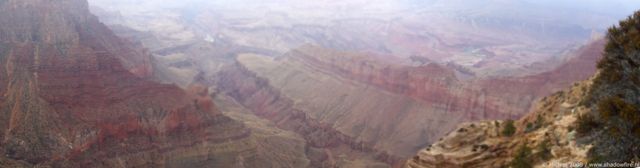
[209, 40, 603, 159]
[84, 0, 615, 167]
[88, 0, 616, 77]
[0, 0, 631, 167]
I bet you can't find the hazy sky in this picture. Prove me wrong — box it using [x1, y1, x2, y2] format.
[90, 0, 640, 16]
[523, 0, 640, 17]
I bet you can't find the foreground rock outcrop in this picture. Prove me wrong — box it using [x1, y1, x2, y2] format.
[406, 12, 640, 168]
[406, 79, 594, 167]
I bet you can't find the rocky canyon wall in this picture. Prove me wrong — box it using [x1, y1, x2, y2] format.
[0, 0, 311, 167]
[209, 39, 602, 160]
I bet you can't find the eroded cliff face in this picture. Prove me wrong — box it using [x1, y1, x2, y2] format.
[403, 40, 608, 168]
[214, 55, 469, 160]
[289, 42, 604, 121]
[0, 0, 153, 78]
[0, 0, 309, 167]
[405, 74, 596, 168]
[285, 46, 474, 111]
[214, 60, 399, 167]
[209, 41, 600, 159]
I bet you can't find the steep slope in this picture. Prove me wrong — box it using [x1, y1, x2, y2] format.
[0, 0, 309, 167]
[406, 12, 640, 168]
[215, 53, 469, 159]
[214, 58, 402, 166]
[406, 78, 594, 167]
[211, 38, 601, 161]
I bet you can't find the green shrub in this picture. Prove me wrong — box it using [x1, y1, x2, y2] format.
[619, 102, 640, 125]
[595, 96, 640, 137]
[597, 97, 627, 120]
[525, 122, 534, 133]
[525, 116, 546, 133]
[567, 126, 574, 132]
[576, 114, 599, 134]
[536, 139, 552, 161]
[608, 125, 622, 138]
[510, 144, 533, 168]
[502, 120, 516, 137]
[535, 115, 545, 127]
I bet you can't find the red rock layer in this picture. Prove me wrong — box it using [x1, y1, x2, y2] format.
[286, 46, 459, 103]
[286, 41, 603, 120]
[0, 0, 152, 78]
[286, 46, 515, 120]
[0, 0, 243, 166]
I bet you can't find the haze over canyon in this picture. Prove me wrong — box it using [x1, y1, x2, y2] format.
[0, 0, 640, 167]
